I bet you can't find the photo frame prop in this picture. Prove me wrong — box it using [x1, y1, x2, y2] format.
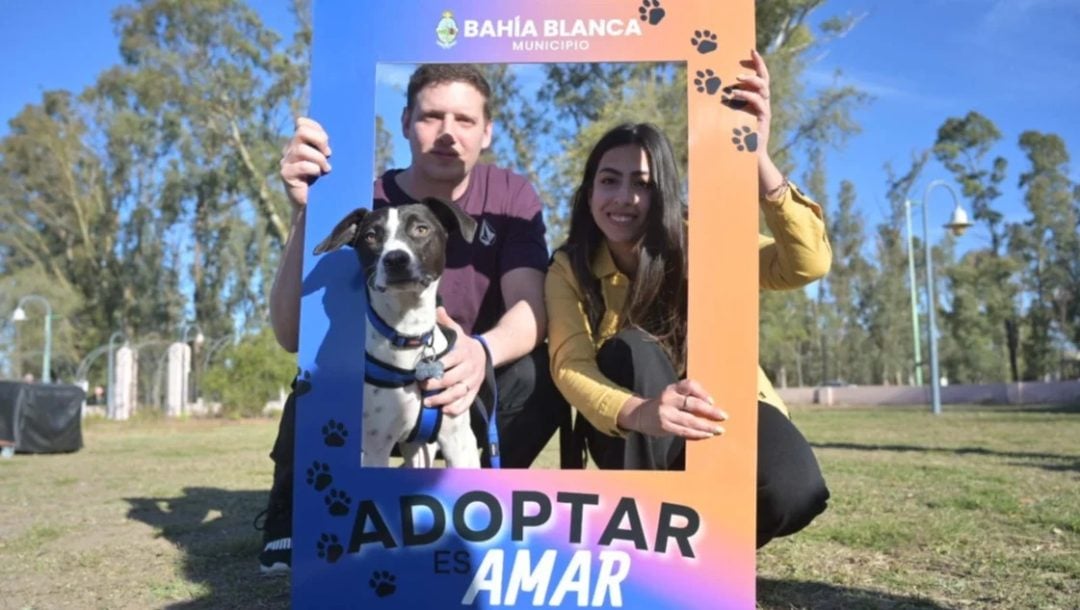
[294, 1, 759, 607]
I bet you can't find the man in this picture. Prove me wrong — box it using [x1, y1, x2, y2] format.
[258, 64, 569, 574]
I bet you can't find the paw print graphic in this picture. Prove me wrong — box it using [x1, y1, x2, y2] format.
[325, 488, 352, 517]
[693, 69, 721, 95]
[306, 461, 332, 491]
[691, 29, 718, 54]
[294, 369, 312, 396]
[732, 126, 758, 152]
[322, 419, 348, 447]
[722, 85, 749, 110]
[316, 533, 343, 563]
[369, 570, 398, 598]
[638, 0, 665, 26]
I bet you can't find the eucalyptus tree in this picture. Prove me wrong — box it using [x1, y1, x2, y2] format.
[1011, 131, 1079, 379]
[934, 111, 1019, 381]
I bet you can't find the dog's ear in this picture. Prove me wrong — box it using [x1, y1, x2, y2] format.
[312, 208, 369, 255]
[420, 197, 477, 244]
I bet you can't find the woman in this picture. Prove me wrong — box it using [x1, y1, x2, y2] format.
[545, 50, 830, 547]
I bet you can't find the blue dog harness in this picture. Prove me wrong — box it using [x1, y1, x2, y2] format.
[364, 301, 453, 444]
[364, 299, 502, 466]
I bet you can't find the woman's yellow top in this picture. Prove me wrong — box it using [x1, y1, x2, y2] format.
[545, 183, 832, 436]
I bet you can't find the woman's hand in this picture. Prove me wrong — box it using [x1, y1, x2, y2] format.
[730, 49, 772, 152]
[729, 49, 786, 197]
[617, 379, 728, 440]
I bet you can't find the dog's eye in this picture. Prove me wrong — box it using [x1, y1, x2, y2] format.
[412, 224, 430, 237]
[362, 230, 378, 244]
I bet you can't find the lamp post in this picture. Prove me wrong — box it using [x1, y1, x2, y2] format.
[904, 200, 925, 387]
[12, 295, 53, 383]
[106, 331, 126, 419]
[202, 334, 234, 370]
[905, 180, 973, 415]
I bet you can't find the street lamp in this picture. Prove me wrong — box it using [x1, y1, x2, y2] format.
[12, 295, 53, 383]
[202, 334, 234, 369]
[106, 331, 127, 419]
[905, 180, 973, 415]
[180, 322, 205, 346]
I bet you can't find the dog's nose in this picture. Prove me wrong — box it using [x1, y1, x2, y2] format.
[382, 250, 410, 270]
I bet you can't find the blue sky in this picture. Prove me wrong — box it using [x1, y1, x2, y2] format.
[3, 0, 1078, 255]
[805, 0, 1080, 243]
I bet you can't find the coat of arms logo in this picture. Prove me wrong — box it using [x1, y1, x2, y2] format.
[436, 10, 459, 49]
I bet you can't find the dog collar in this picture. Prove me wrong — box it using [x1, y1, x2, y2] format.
[364, 327, 457, 446]
[366, 298, 436, 348]
[364, 326, 456, 389]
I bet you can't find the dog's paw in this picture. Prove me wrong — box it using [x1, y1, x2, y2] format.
[322, 419, 348, 447]
[325, 488, 352, 517]
[294, 369, 313, 396]
[369, 570, 398, 598]
[691, 29, 718, 54]
[306, 461, 332, 491]
[638, 0, 665, 26]
[732, 126, 758, 152]
[316, 533, 343, 563]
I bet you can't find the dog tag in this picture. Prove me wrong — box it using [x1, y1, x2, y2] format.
[415, 357, 445, 381]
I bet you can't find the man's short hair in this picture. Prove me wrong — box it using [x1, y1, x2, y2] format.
[405, 64, 493, 120]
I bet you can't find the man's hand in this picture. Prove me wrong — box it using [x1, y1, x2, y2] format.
[419, 307, 487, 416]
[280, 117, 332, 208]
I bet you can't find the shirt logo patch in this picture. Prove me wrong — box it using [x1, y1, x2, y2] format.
[478, 219, 496, 246]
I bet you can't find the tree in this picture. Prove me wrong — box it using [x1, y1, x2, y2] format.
[934, 111, 1019, 381]
[823, 179, 873, 383]
[374, 115, 394, 178]
[754, 1, 869, 384]
[0, 89, 184, 370]
[866, 153, 928, 384]
[756, 0, 870, 172]
[201, 327, 297, 417]
[761, 289, 816, 388]
[802, 148, 832, 385]
[106, 0, 310, 337]
[1011, 131, 1079, 379]
[934, 112, 1008, 251]
[0, 0, 311, 384]
[940, 250, 1008, 382]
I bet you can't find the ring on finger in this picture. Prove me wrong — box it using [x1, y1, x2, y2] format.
[681, 394, 690, 411]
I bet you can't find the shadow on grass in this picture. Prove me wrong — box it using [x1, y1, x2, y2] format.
[990, 403, 1080, 414]
[757, 577, 954, 609]
[126, 487, 290, 609]
[810, 442, 1079, 473]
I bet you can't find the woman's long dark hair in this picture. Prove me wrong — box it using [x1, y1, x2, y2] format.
[562, 123, 688, 373]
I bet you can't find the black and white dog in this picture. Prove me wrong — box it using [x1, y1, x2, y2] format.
[313, 198, 481, 468]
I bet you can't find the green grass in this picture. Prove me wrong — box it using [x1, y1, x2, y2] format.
[0, 406, 1076, 608]
[757, 405, 1079, 609]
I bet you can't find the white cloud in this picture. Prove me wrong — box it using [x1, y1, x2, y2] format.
[375, 64, 415, 91]
[803, 68, 955, 109]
